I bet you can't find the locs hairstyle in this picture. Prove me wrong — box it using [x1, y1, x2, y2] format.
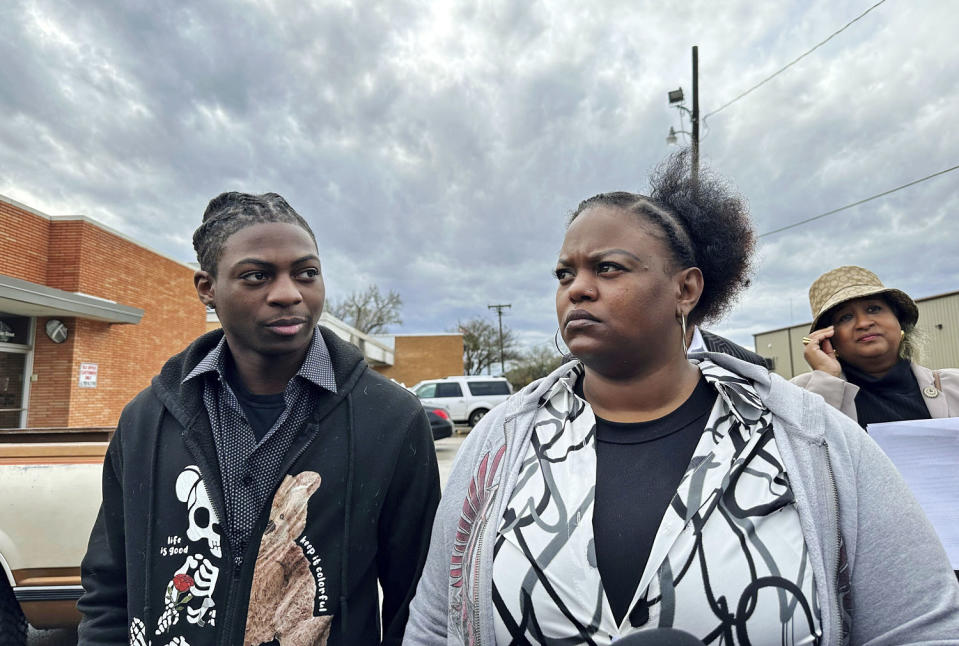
[192, 192, 317, 275]
[567, 150, 755, 325]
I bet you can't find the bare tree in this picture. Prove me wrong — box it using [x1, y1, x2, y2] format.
[505, 345, 565, 388]
[457, 317, 519, 375]
[327, 285, 402, 334]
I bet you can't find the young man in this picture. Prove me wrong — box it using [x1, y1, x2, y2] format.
[78, 192, 440, 645]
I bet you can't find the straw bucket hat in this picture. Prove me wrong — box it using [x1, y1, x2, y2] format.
[808, 266, 918, 332]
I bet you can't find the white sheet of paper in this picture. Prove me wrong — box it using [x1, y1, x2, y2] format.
[867, 417, 959, 568]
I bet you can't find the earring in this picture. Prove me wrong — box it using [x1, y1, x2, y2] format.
[680, 312, 688, 355]
[554, 329, 570, 356]
[900, 330, 905, 339]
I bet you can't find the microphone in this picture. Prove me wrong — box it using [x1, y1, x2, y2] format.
[613, 627, 703, 645]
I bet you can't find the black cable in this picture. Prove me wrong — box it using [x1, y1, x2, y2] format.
[704, 0, 888, 122]
[758, 164, 959, 238]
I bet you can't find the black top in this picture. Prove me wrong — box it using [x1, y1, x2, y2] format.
[843, 358, 930, 429]
[589, 376, 715, 626]
[194, 335, 336, 558]
[223, 352, 287, 442]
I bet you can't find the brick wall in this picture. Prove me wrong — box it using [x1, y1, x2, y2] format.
[28, 317, 77, 427]
[0, 200, 49, 283]
[46, 220, 84, 291]
[51, 220, 206, 427]
[374, 334, 464, 387]
[1, 198, 207, 428]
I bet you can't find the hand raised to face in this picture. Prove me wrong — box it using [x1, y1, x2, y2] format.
[802, 326, 842, 377]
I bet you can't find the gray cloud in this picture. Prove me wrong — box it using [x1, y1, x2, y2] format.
[2, 0, 957, 355]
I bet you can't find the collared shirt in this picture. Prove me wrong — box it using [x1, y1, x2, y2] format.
[492, 359, 821, 644]
[183, 327, 336, 561]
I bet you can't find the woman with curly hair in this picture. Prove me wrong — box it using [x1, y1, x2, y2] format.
[793, 265, 959, 427]
[404, 152, 959, 645]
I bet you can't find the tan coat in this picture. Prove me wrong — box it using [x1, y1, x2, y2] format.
[791, 362, 959, 423]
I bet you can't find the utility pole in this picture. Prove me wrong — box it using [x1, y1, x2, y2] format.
[487, 304, 511, 375]
[691, 45, 699, 186]
[666, 45, 700, 184]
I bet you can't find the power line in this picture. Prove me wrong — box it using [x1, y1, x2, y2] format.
[704, 0, 887, 122]
[758, 164, 959, 239]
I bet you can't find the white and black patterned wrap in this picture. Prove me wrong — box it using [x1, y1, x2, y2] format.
[489, 360, 821, 645]
[406, 352, 959, 646]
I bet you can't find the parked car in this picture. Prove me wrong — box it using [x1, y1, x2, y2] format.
[0, 428, 112, 642]
[424, 405, 453, 441]
[410, 376, 512, 427]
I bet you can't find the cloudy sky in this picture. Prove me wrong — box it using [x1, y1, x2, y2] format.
[2, 0, 957, 357]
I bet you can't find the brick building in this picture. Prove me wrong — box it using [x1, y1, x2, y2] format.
[0, 195, 206, 428]
[2, 194, 464, 429]
[374, 334, 464, 387]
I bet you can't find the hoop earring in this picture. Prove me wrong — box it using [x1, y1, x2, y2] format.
[680, 312, 688, 355]
[554, 328, 570, 356]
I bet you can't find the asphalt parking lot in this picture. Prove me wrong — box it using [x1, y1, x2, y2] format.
[27, 429, 471, 645]
[434, 428, 469, 488]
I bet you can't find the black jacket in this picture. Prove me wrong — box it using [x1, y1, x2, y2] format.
[78, 327, 440, 645]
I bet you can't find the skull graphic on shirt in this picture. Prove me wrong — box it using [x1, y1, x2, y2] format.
[176, 465, 222, 558]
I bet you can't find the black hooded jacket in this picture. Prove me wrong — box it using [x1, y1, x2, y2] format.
[78, 327, 440, 645]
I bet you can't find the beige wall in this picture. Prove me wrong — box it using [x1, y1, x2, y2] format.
[754, 290, 959, 379]
[916, 292, 959, 370]
[754, 325, 809, 379]
[374, 334, 463, 387]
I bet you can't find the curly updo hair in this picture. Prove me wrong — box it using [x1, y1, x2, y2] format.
[568, 150, 755, 325]
[192, 192, 317, 275]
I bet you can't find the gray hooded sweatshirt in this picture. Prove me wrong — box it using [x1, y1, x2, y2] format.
[405, 352, 959, 645]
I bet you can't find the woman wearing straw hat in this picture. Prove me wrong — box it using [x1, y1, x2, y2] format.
[793, 265, 959, 427]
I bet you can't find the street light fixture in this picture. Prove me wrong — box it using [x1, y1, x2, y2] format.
[665, 126, 691, 145]
[668, 88, 685, 104]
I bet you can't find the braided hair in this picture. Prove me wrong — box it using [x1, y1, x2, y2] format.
[568, 150, 754, 325]
[192, 192, 316, 275]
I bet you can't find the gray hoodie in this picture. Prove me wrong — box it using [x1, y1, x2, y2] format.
[405, 352, 959, 645]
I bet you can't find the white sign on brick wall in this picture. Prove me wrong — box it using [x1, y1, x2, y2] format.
[78, 362, 98, 388]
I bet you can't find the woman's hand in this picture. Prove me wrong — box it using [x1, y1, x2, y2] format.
[802, 326, 842, 377]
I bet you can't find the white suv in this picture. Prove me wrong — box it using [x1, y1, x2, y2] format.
[411, 376, 513, 426]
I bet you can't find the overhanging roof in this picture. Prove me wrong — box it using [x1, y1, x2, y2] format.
[0, 275, 143, 324]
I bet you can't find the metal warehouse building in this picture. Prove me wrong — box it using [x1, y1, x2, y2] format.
[754, 290, 959, 379]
